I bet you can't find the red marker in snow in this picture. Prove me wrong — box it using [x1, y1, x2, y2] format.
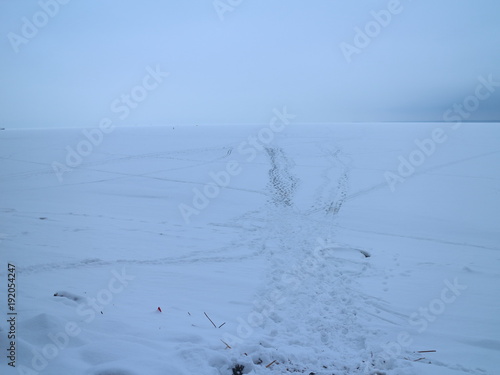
[157, 307, 162, 312]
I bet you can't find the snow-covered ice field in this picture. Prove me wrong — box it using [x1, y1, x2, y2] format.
[0, 123, 499, 374]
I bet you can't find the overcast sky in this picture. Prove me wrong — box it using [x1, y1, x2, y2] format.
[1, 0, 499, 128]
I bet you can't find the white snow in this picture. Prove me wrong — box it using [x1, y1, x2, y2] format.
[0, 123, 499, 375]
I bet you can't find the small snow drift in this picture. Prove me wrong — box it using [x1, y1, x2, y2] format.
[53, 291, 82, 302]
[320, 246, 371, 260]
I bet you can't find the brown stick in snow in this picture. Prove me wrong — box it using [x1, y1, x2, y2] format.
[220, 339, 231, 349]
[266, 360, 277, 368]
[204, 312, 217, 328]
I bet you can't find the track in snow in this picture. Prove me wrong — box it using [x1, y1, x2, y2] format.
[265, 147, 299, 207]
[221, 146, 406, 374]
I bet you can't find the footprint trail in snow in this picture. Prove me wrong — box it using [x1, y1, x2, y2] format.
[221, 145, 410, 374]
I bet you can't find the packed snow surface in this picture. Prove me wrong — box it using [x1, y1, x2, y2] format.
[0, 123, 499, 374]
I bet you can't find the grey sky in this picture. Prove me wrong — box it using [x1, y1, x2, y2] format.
[1, 0, 499, 128]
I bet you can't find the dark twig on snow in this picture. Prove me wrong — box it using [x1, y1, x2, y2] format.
[220, 339, 231, 349]
[266, 360, 277, 368]
[204, 312, 217, 328]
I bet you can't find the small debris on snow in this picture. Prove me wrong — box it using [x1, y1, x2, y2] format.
[53, 291, 81, 302]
